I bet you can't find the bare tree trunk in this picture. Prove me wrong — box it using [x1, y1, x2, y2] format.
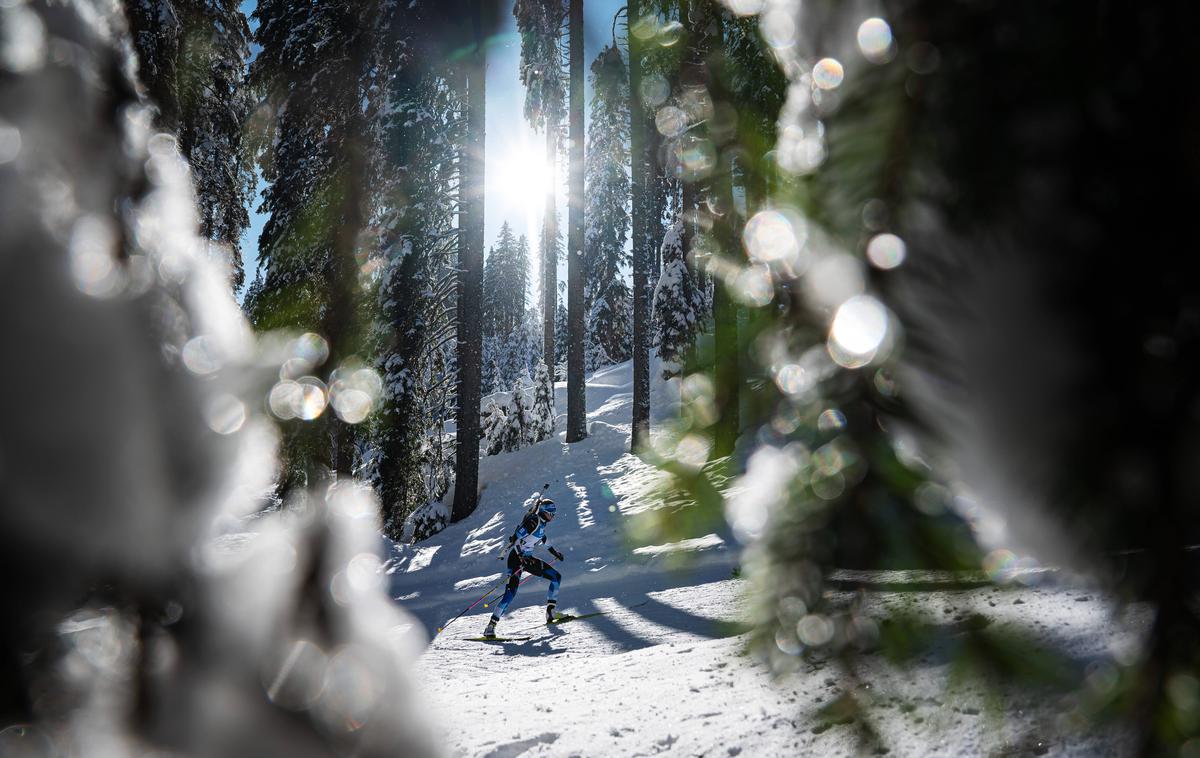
[629, 0, 651, 451]
[325, 33, 374, 480]
[326, 121, 365, 479]
[680, 0, 738, 457]
[565, 0, 587, 443]
[452, 15, 486, 521]
[542, 126, 558, 370]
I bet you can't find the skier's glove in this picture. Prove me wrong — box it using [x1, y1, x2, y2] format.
[549, 547, 564, 561]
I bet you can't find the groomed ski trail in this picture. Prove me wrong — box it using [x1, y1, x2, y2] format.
[389, 360, 1137, 756]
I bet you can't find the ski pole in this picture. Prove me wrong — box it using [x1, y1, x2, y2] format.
[437, 576, 510, 635]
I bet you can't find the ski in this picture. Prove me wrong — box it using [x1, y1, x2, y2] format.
[464, 636, 532, 642]
[509, 600, 650, 635]
[548, 611, 604, 625]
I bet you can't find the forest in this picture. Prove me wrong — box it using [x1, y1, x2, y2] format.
[2, 0, 1199, 755]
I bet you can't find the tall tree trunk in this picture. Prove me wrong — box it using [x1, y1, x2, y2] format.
[325, 32, 372, 480]
[565, 0, 587, 442]
[325, 119, 366, 480]
[629, 0, 651, 451]
[681, 0, 739, 457]
[452, 17, 486, 521]
[542, 127, 557, 370]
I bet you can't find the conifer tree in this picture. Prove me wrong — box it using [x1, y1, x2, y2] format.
[248, 0, 402, 490]
[652, 220, 703, 378]
[123, 0, 255, 290]
[482, 223, 527, 338]
[483, 351, 502, 394]
[584, 318, 615, 372]
[481, 398, 507, 457]
[482, 244, 500, 336]
[530, 360, 556, 442]
[374, 67, 462, 537]
[501, 232, 530, 336]
[501, 381, 532, 452]
[584, 45, 632, 365]
[553, 294, 569, 375]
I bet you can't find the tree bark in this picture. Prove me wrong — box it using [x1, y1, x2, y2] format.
[629, 0, 651, 451]
[565, 0, 587, 442]
[681, 0, 739, 457]
[542, 126, 558, 370]
[325, 22, 373, 480]
[452, 15, 486, 521]
[325, 118, 365, 480]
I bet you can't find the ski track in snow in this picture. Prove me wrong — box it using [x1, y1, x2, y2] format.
[387, 361, 1139, 756]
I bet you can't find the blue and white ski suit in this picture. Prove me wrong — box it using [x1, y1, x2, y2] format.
[491, 512, 561, 620]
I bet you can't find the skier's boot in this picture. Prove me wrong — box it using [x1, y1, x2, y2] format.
[546, 601, 557, 624]
[483, 616, 498, 638]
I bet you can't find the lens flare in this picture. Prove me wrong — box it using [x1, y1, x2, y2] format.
[726, 0, 764, 16]
[658, 20, 683, 46]
[295, 377, 328, 420]
[743, 209, 807, 267]
[655, 106, 687, 138]
[812, 58, 844, 90]
[866, 233, 906, 269]
[69, 214, 122, 298]
[640, 74, 670, 108]
[206, 393, 247, 435]
[183, 335, 224, 375]
[817, 409, 846, 432]
[293, 333, 330, 370]
[330, 366, 382, 424]
[828, 295, 890, 368]
[734, 265, 774, 307]
[856, 18, 894, 62]
[269, 380, 302, 420]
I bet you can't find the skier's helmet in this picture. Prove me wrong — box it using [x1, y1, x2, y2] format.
[538, 499, 556, 522]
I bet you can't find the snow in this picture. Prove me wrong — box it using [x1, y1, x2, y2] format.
[387, 360, 1136, 756]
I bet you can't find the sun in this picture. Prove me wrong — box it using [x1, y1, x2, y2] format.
[492, 141, 552, 202]
[490, 135, 554, 239]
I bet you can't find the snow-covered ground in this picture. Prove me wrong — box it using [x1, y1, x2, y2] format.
[387, 361, 1140, 756]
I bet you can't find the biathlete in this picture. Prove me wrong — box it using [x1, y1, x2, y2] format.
[482, 498, 564, 638]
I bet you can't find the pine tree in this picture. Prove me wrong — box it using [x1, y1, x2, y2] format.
[248, 0, 402, 490]
[553, 293, 569, 377]
[483, 350, 502, 394]
[483, 225, 533, 390]
[481, 398, 507, 456]
[482, 224, 527, 338]
[652, 220, 703, 378]
[584, 45, 632, 366]
[584, 314, 615, 372]
[123, 0, 255, 291]
[374, 66, 462, 537]
[500, 231, 529, 336]
[500, 381, 532, 452]
[482, 244, 500, 336]
[530, 360, 556, 442]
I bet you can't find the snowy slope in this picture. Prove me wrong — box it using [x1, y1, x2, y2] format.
[387, 362, 1138, 757]
[386, 360, 741, 642]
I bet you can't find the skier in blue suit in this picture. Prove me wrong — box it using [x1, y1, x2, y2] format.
[483, 498, 564, 638]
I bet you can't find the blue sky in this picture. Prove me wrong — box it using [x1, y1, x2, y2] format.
[237, 0, 626, 299]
